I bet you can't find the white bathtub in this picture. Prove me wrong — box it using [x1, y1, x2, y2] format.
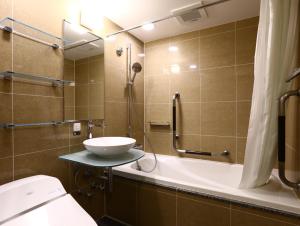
[113, 153, 300, 216]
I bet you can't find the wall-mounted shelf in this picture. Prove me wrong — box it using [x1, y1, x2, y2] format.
[0, 120, 80, 129]
[149, 121, 170, 126]
[0, 17, 63, 49]
[0, 71, 75, 86]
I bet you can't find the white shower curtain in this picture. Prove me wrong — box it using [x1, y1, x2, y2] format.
[240, 0, 299, 188]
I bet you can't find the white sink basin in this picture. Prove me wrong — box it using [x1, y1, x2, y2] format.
[83, 137, 136, 157]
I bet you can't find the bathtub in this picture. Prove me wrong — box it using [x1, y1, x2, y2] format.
[113, 153, 300, 216]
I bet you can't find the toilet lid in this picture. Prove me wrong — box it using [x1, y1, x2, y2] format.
[2, 194, 97, 226]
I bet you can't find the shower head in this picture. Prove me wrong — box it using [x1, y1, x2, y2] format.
[132, 62, 142, 73]
[131, 62, 142, 83]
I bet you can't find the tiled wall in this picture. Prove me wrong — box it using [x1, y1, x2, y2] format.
[64, 54, 105, 120]
[107, 176, 300, 226]
[144, 17, 258, 163]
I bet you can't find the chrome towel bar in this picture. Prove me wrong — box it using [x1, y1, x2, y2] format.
[172, 92, 229, 157]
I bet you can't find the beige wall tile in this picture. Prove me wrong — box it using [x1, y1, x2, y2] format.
[236, 64, 254, 100]
[0, 130, 13, 158]
[201, 102, 236, 136]
[0, 0, 12, 18]
[13, 95, 63, 123]
[200, 136, 236, 163]
[0, 29, 12, 73]
[170, 70, 200, 102]
[14, 125, 69, 155]
[146, 104, 171, 125]
[63, 59, 74, 81]
[200, 66, 236, 102]
[89, 105, 104, 119]
[14, 147, 70, 189]
[236, 26, 258, 64]
[199, 22, 235, 37]
[199, 31, 235, 68]
[237, 101, 251, 137]
[169, 30, 199, 43]
[75, 85, 89, 106]
[105, 102, 127, 136]
[13, 81, 63, 97]
[146, 74, 170, 104]
[89, 55, 104, 83]
[64, 86, 74, 107]
[13, 36, 63, 78]
[177, 191, 230, 226]
[0, 157, 13, 185]
[75, 106, 89, 120]
[106, 177, 137, 225]
[145, 43, 170, 75]
[137, 183, 176, 226]
[0, 93, 12, 123]
[177, 102, 200, 134]
[105, 64, 127, 102]
[145, 132, 172, 155]
[168, 38, 199, 71]
[75, 62, 89, 84]
[89, 82, 104, 106]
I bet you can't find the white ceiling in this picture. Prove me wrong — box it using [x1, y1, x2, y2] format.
[102, 0, 260, 42]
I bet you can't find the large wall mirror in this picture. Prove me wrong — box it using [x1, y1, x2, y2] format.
[63, 20, 104, 121]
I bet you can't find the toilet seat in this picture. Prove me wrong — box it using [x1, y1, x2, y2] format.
[2, 194, 97, 226]
[0, 175, 97, 226]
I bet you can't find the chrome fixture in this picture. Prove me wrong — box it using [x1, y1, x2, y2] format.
[0, 120, 80, 129]
[130, 62, 142, 84]
[173, 92, 229, 156]
[0, 17, 62, 49]
[106, 0, 230, 37]
[87, 120, 104, 139]
[278, 67, 300, 190]
[116, 47, 123, 56]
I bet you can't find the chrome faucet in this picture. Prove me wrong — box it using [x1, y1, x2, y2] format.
[87, 120, 94, 139]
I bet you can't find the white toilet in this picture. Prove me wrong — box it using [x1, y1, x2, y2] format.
[0, 175, 97, 226]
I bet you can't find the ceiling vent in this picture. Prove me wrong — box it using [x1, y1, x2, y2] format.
[171, 1, 208, 25]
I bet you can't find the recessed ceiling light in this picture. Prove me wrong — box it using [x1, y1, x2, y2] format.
[142, 23, 154, 31]
[168, 46, 178, 52]
[171, 64, 180, 74]
[138, 53, 145, 57]
[189, 64, 197, 69]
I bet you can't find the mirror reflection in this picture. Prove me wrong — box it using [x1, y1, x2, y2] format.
[63, 20, 104, 121]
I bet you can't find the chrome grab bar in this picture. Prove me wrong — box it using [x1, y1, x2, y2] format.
[278, 89, 300, 189]
[172, 92, 229, 157]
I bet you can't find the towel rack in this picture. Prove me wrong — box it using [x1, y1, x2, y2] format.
[0, 120, 82, 129]
[0, 17, 63, 49]
[172, 92, 229, 157]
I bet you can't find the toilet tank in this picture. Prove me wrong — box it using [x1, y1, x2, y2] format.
[0, 175, 66, 223]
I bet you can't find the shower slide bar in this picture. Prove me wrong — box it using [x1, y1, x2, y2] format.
[278, 67, 300, 190]
[172, 92, 229, 157]
[0, 17, 62, 49]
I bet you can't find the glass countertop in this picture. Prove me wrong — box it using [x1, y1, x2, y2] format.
[59, 148, 144, 168]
